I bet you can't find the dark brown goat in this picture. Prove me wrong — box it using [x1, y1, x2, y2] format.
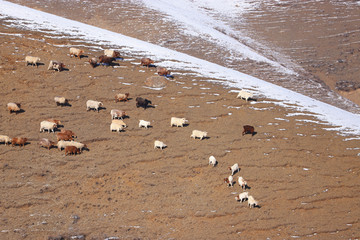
[242, 125, 255, 136]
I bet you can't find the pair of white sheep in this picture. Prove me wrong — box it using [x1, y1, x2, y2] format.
[235, 193, 259, 208]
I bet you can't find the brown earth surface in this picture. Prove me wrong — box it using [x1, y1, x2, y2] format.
[1, 19, 360, 240]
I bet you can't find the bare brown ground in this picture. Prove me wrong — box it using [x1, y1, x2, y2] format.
[1, 21, 360, 240]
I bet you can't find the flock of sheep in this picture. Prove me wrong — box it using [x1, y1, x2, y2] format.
[1, 46, 259, 208]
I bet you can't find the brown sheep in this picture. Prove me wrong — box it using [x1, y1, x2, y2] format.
[157, 67, 170, 76]
[242, 125, 255, 136]
[65, 146, 80, 155]
[60, 129, 77, 138]
[89, 57, 98, 68]
[99, 55, 115, 66]
[11, 137, 27, 147]
[141, 58, 154, 67]
[56, 132, 73, 141]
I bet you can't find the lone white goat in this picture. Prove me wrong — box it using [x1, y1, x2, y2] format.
[235, 192, 249, 202]
[238, 176, 248, 190]
[191, 130, 208, 140]
[224, 175, 234, 187]
[86, 100, 103, 112]
[248, 195, 259, 208]
[228, 163, 239, 176]
[139, 120, 151, 129]
[236, 90, 253, 101]
[170, 117, 188, 127]
[208, 156, 217, 167]
[154, 140, 166, 149]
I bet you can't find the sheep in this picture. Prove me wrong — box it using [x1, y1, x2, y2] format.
[248, 195, 259, 208]
[235, 192, 249, 202]
[47, 60, 65, 72]
[69, 47, 84, 59]
[56, 132, 73, 141]
[38, 138, 55, 150]
[11, 137, 27, 147]
[191, 130, 208, 140]
[89, 57, 98, 68]
[99, 55, 115, 66]
[46, 119, 62, 127]
[139, 120, 151, 129]
[154, 140, 166, 149]
[171, 117, 188, 127]
[114, 93, 130, 102]
[224, 175, 234, 187]
[57, 140, 71, 151]
[136, 97, 152, 109]
[104, 49, 121, 58]
[7, 102, 21, 114]
[67, 141, 87, 152]
[228, 163, 239, 176]
[208, 156, 217, 167]
[40, 121, 57, 133]
[238, 176, 248, 190]
[236, 90, 253, 101]
[0, 135, 11, 145]
[54, 96, 68, 106]
[110, 109, 126, 119]
[242, 125, 255, 136]
[25, 56, 41, 67]
[60, 129, 77, 138]
[157, 66, 170, 76]
[141, 58, 154, 67]
[112, 119, 127, 128]
[65, 146, 80, 156]
[86, 100, 103, 112]
[110, 122, 124, 133]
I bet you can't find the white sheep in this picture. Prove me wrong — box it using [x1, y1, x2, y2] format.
[67, 141, 87, 152]
[69, 47, 84, 59]
[40, 120, 57, 133]
[248, 195, 259, 208]
[170, 117, 188, 127]
[235, 192, 249, 202]
[208, 156, 217, 167]
[228, 163, 239, 176]
[238, 176, 248, 190]
[139, 120, 151, 129]
[25, 56, 41, 67]
[86, 100, 103, 112]
[110, 109, 126, 119]
[0, 135, 11, 145]
[7, 102, 21, 114]
[54, 96, 68, 106]
[154, 140, 166, 149]
[104, 49, 121, 58]
[57, 140, 71, 151]
[110, 122, 123, 133]
[224, 175, 234, 187]
[236, 90, 253, 101]
[190, 130, 208, 140]
[112, 119, 127, 128]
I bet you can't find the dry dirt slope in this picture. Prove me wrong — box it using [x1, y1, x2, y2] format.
[0, 21, 360, 239]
